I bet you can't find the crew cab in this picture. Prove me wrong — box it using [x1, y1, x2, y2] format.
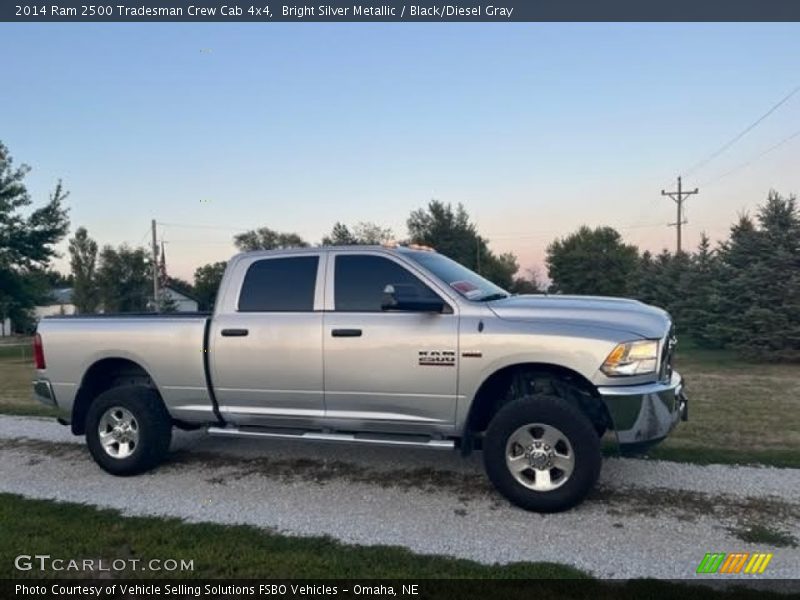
[33, 245, 687, 512]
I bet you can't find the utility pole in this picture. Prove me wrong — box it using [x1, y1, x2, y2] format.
[151, 219, 159, 310]
[661, 176, 699, 254]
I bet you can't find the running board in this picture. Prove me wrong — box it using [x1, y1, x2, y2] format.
[207, 426, 455, 450]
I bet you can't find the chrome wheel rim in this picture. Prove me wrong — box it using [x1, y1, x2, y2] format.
[98, 407, 139, 459]
[505, 423, 575, 492]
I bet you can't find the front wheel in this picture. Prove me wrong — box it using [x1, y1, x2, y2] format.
[483, 395, 601, 512]
[85, 385, 172, 476]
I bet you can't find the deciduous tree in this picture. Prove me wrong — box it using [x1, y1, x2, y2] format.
[234, 227, 309, 252]
[546, 226, 639, 296]
[96, 245, 151, 313]
[68, 227, 99, 314]
[194, 261, 227, 311]
[0, 141, 70, 329]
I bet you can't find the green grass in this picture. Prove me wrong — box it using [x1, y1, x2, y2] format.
[641, 346, 800, 468]
[729, 524, 798, 548]
[0, 341, 31, 360]
[0, 354, 59, 418]
[0, 493, 583, 580]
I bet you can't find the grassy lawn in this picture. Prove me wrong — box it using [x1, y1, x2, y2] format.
[0, 338, 59, 418]
[0, 339, 797, 468]
[642, 346, 800, 468]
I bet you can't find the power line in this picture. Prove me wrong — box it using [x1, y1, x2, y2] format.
[682, 84, 800, 178]
[157, 221, 249, 231]
[484, 221, 669, 241]
[701, 127, 800, 187]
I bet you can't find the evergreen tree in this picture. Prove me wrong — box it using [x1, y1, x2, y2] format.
[677, 234, 722, 346]
[723, 192, 800, 360]
[708, 214, 764, 350]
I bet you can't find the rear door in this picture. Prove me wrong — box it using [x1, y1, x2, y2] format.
[322, 251, 459, 431]
[210, 252, 326, 426]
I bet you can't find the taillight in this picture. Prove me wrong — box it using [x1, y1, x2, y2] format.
[33, 333, 46, 369]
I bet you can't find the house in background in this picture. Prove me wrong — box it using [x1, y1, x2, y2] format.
[35, 288, 77, 319]
[161, 286, 199, 312]
[0, 288, 76, 336]
[1, 286, 199, 335]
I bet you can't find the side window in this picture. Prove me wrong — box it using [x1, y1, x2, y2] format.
[238, 256, 318, 312]
[334, 255, 440, 312]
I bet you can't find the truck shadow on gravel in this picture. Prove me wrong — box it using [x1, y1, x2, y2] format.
[164, 447, 800, 533]
[4, 437, 800, 540]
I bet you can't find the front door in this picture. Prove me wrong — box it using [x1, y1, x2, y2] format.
[323, 252, 459, 432]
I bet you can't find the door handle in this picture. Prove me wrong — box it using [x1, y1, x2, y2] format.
[221, 328, 249, 337]
[331, 328, 362, 337]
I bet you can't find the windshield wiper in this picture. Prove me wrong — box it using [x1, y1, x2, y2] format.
[475, 293, 509, 302]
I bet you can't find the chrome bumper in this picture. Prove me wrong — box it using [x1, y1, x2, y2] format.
[598, 371, 687, 446]
[32, 379, 57, 407]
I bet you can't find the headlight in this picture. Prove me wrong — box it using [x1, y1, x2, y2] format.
[601, 340, 659, 376]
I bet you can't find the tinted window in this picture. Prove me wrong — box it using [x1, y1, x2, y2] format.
[238, 256, 318, 312]
[335, 255, 440, 312]
[401, 250, 508, 301]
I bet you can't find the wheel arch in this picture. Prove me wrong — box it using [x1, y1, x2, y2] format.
[71, 357, 159, 435]
[463, 362, 611, 451]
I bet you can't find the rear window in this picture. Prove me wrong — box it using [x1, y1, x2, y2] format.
[238, 256, 318, 312]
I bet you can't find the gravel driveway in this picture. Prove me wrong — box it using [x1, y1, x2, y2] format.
[1, 415, 798, 581]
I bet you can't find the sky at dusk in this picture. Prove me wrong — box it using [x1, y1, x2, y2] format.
[2, 23, 799, 281]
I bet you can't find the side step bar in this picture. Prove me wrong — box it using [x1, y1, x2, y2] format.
[207, 426, 455, 450]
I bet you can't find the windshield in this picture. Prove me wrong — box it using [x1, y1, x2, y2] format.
[401, 250, 509, 301]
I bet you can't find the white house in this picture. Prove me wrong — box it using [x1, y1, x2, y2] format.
[162, 286, 199, 312]
[0, 288, 76, 336]
[34, 288, 77, 319]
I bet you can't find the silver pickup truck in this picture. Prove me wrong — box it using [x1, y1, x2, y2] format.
[33, 245, 687, 512]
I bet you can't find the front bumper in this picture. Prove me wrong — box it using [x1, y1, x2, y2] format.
[33, 379, 57, 407]
[598, 371, 688, 446]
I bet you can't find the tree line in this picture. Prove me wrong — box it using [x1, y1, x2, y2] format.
[66, 200, 541, 315]
[545, 191, 800, 361]
[1, 140, 797, 360]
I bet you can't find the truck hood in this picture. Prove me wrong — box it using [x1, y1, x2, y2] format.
[487, 294, 671, 339]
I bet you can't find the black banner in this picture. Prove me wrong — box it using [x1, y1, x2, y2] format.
[4, 0, 800, 22]
[3, 579, 800, 600]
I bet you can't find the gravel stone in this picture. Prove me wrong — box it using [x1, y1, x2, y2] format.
[1, 414, 798, 581]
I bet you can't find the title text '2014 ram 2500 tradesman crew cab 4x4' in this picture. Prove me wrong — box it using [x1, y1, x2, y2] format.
[33, 245, 687, 512]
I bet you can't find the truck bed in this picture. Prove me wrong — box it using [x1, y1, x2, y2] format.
[37, 314, 216, 425]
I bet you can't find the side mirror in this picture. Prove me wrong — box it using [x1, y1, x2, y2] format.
[381, 284, 445, 313]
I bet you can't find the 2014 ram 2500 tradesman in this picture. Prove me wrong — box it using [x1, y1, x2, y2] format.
[33, 245, 687, 512]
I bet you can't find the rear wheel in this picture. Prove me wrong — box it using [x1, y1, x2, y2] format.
[483, 394, 601, 512]
[85, 385, 172, 476]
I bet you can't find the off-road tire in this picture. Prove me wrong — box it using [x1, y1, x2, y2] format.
[85, 385, 172, 476]
[483, 394, 601, 512]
